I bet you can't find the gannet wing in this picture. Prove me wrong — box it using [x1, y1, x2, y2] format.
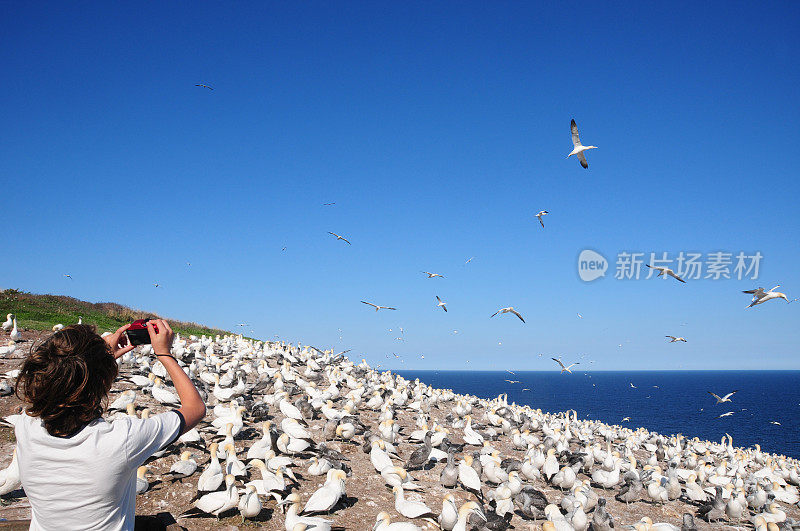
[571, 119, 582, 147]
[510, 310, 525, 323]
[552, 358, 566, 369]
[341, 237, 351, 245]
[707, 391, 723, 402]
[538, 216, 545, 228]
[361, 301, 378, 308]
[577, 151, 588, 169]
[490, 311, 499, 318]
[668, 271, 687, 283]
[666, 335, 677, 340]
[722, 391, 738, 401]
[769, 285, 780, 292]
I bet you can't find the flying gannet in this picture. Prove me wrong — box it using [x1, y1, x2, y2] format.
[423, 271, 444, 278]
[743, 286, 793, 308]
[665, 335, 687, 342]
[567, 119, 597, 169]
[327, 232, 351, 245]
[435, 296, 447, 312]
[646, 264, 686, 283]
[490, 307, 525, 323]
[361, 301, 397, 312]
[535, 210, 549, 228]
[708, 390, 738, 404]
[552, 358, 579, 373]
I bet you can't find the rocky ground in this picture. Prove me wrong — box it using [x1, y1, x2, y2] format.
[1, 328, 798, 530]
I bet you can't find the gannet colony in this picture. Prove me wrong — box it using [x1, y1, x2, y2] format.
[1, 327, 799, 530]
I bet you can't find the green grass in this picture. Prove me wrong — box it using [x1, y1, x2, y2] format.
[1, 289, 233, 338]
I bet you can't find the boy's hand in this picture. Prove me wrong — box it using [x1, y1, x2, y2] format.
[105, 324, 136, 359]
[147, 319, 174, 355]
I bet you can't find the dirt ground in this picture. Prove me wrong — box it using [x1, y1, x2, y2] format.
[1, 327, 797, 530]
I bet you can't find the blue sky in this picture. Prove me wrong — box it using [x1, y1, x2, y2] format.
[2, 3, 798, 370]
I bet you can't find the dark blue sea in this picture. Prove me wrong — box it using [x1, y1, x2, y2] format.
[395, 371, 800, 459]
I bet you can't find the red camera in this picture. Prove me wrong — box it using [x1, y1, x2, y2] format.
[125, 318, 158, 346]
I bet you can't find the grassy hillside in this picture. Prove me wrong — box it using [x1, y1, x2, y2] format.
[0, 289, 232, 338]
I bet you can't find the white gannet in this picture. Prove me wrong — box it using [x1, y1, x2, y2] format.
[374, 511, 423, 530]
[422, 271, 444, 278]
[665, 335, 687, 343]
[1, 314, 13, 332]
[552, 357, 579, 373]
[108, 390, 136, 411]
[9, 318, 22, 342]
[708, 390, 738, 404]
[490, 307, 525, 323]
[327, 231, 351, 245]
[135, 466, 149, 494]
[238, 484, 262, 523]
[536, 210, 549, 228]
[743, 286, 793, 308]
[191, 474, 239, 517]
[280, 493, 333, 531]
[392, 485, 434, 519]
[435, 296, 447, 312]
[169, 451, 198, 479]
[646, 264, 686, 283]
[150, 378, 180, 405]
[567, 119, 597, 169]
[302, 469, 346, 514]
[361, 301, 397, 312]
[195, 84, 214, 90]
[0, 448, 21, 495]
[197, 443, 224, 492]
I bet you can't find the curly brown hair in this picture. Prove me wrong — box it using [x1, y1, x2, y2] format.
[16, 324, 118, 437]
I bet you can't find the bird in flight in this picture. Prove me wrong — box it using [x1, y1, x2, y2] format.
[322, 202, 336, 206]
[665, 335, 687, 342]
[742, 285, 793, 308]
[629, 382, 637, 388]
[327, 232, 351, 245]
[63, 274, 73, 280]
[361, 301, 397, 312]
[281, 247, 287, 252]
[490, 307, 525, 323]
[535, 210, 549, 228]
[423, 271, 444, 279]
[504, 379, 520, 384]
[435, 296, 447, 312]
[154, 283, 160, 288]
[708, 390, 738, 404]
[577, 313, 582, 319]
[552, 357, 579, 373]
[567, 119, 598, 169]
[237, 323, 249, 327]
[521, 388, 531, 392]
[770, 421, 781, 426]
[506, 370, 516, 375]
[622, 417, 631, 422]
[465, 257, 474, 264]
[717, 411, 735, 418]
[195, 84, 213, 90]
[646, 264, 687, 283]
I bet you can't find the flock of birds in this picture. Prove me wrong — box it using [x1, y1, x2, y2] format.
[1, 323, 799, 530]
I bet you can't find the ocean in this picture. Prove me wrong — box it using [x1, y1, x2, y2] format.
[394, 370, 800, 459]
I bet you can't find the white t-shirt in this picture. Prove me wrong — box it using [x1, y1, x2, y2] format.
[14, 411, 182, 531]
